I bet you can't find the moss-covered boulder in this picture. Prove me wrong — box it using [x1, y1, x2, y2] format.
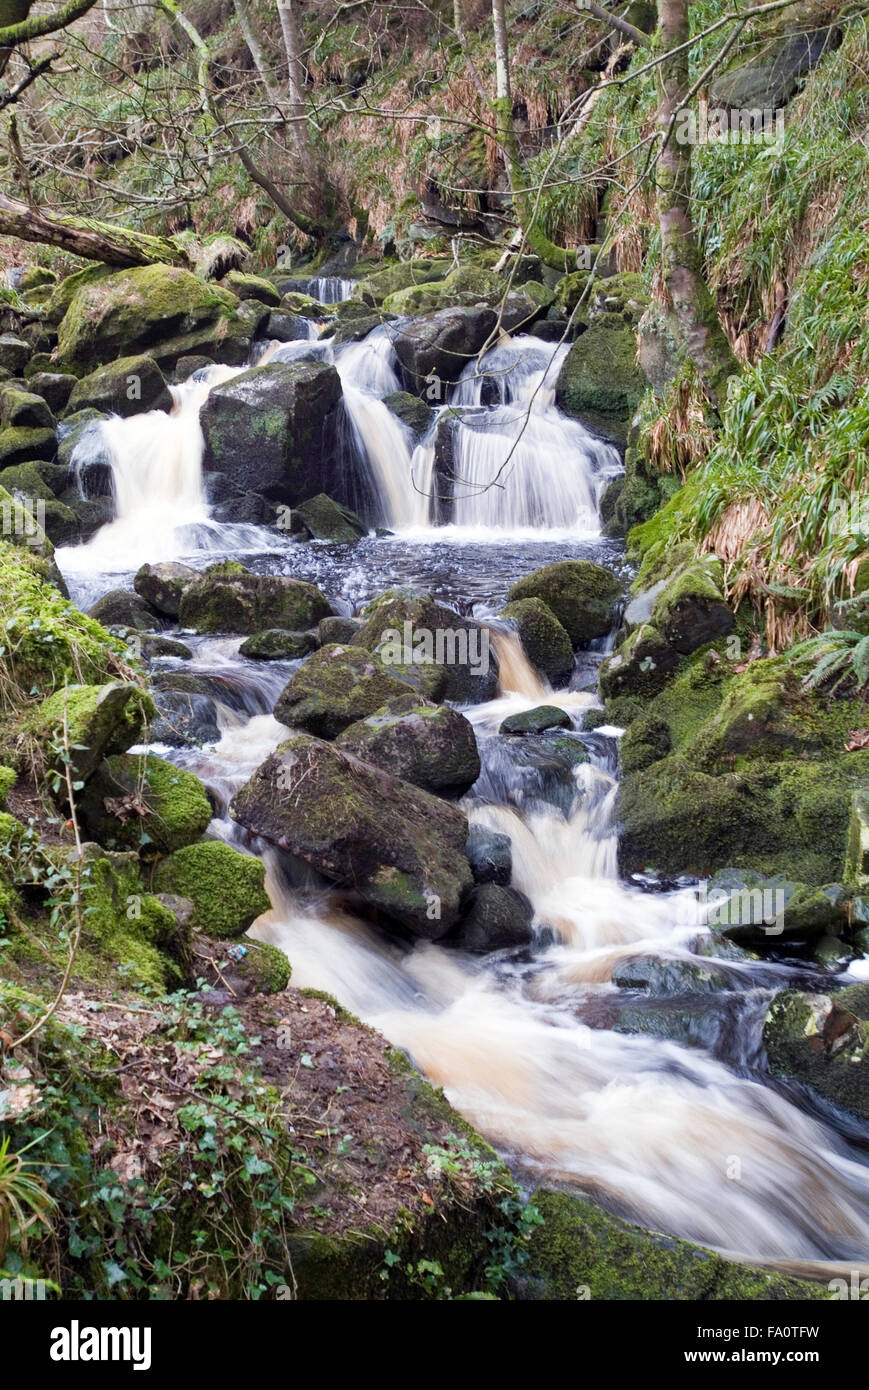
[152, 839, 270, 938]
[516, 1190, 829, 1300]
[66, 354, 172, 418]
[78, 753, 213, 853]
[0, 383, 55, 431]
[619, 713, 671, 773]
[24, 371, 77, 415]
[230, 734, 473, 938]
[0, 334, 30, 374]
[382, 390, 435, 439]
[845, 790, 869, 888]
[707, 869, 849, 946]
[336, 694, 481, 796]
[35, 681, 154, 783]
[274, 644, 410, 739]
[200, 359, 343, 505]
[354, 590, 498, 704]
[499, 705, 572, 735]
[452, 883, 533, 953]
[507, 561, 621, 647]
[239, 629, 319, 660]
[88, 588, 156, 631]
[0, 424, 56, 468]
[55, 264, 241, 370]
[763, 985, 869, 1121]
[178, 565, 331, 635]
[294, 493, 367, 543]
[355, 259, 451, 304]
[650, 557, 734, 655]
[224, 271, 281, 306]
[393, 306, 498, 393]
[500, 597, 574, 686]
[599, 623, 680, 699]
[133, 560, 199, 617]
[555, 313, 646, 445]
[233, 939, 291, 993]
[383, 264, 505, 317]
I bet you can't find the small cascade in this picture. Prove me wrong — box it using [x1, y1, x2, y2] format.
[307, 276, 355, 303]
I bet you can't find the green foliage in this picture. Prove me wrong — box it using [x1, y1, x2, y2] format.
[791, 628, 869, 697]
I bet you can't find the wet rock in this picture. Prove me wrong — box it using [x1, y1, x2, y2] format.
[24, 371, 76, 414]
[382, 390, 434, 440]
[294, 493, 367, 543]
[500, 597, 574, 686]
[453, 884, 533, 953]
[763, 984, 869, 1121]
[274, 644, 410, 739]
[0, 383, 56, 431]
[88, 588, 157, 631]
[229, 733, 473, 939]
[0, 334, 29, 374]
[355, 259, 451, 304]
[507, 560, 621, 646]
[707, 869, 850, 946]
[318, 615, 362, 645]
[393, 306, 498, 394]
[612, 953, 734, 995]
[66, 354, 172, 418]
[555, 313, 646, 446]
[0, 424, 56, 468]
[35, 681, 154, 783]
[239, 629, 319, 660]
[139, 634, 193, 660]
[265, 311, 317, 342]
[499, 705, 572, 736]
[177, 563, 331, 635]
[465, 824, 512, 885]
[212, 490, 275, 525]
[200, 358, 343, 504]
[56, 410, 111, 493]
[148, 690, 221, 747]
[134, 561, 199, 617]
[224, 271, 281, 306]
[173, 354, 215, 381]
[354, 589, 498, 704]
[336, 694, 481, 796]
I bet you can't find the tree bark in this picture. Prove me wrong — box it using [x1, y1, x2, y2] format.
[0, 189, 188, 266]
[655, 0, 739, 409]
[0, 0, 97, 78]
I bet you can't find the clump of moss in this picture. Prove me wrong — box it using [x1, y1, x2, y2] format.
[78, 753, 213, 854]
[152, 839, 270, 938]
[234, 939, 291, 992]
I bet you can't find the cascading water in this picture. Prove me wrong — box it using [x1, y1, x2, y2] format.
[54, 313, 869, 1278]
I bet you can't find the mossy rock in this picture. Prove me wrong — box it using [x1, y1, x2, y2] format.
[223, 271, 281, 307]
[0, 424, 57, 468]
[382, 390, 435, 439]
[0, 335, 30, 374]
[500, 597, 574, 685]
[0, 383, 56, 431]
[239, 629, 319, 660]
[355, 259, 451, 304]
[507, 561, 621, 647]
[763, 985, 869, 1121]
[66, 354, 172, 418]
[599, 623, 680, 699]
[233, 939, 291, 993]
[34, 681, 155, 783]
[355, 590, 498, 704]
[178, 567, 331, 635]
[274, 643, 411, 739]
[383, 264, 503, 316]
[0, 460, 58, 503]
[78, 753, 213, 854]
[230, 733, 473, 939]
[294, 493, 366, 543]
[335, 694, 481, 796]
[619, 714, 671, 774]
[499, 705, 572, 735]
[515, 1190, 829, 1300]
[452, 883, 533, 953]
[152, 839, 270, 938]
[555, 313, 646, 445]
[133, 560, 199, 617]
[56, 264, 239, 370]
[88, 588, 156, 631]
[650, 557, 734, 655]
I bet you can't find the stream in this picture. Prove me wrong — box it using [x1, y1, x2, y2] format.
[55, 323, 869, 1279]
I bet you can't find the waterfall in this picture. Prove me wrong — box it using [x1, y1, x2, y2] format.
[307, 276, 355, 303]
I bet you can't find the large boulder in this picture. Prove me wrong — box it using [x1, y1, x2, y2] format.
[0, 334, 29, 374]
[393, 306, 497, 394]
[599, 623, 680, 699]
[336, 694, 481, 796]
[0, 383, 55, 430]
[506, 561, 621, 646]
[230, 734, 473, 938]
[354, 590, 498, 704]
[78, 752, 213, 853]
[650, 558, 734, 655]
[555, 313, 646, 445]
[35, 681, 154, 783]
[239, 629, 318, 660]
[294, 493, 366, 543]
[500, 597, 574, 686]
[177, 564, 331, 635]
[55, 264, 242, 370]
[66, 354, 173, 418]
[88, 588, 156, 631]
[200, 359, 343, 504]
[452, 884, 534, 953]
[709, 24, 840, 113]
[148, 690, 221, 747]
[274, 644, 410, 739]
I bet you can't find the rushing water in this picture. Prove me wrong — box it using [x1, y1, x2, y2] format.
[55, 320, 869, 1278]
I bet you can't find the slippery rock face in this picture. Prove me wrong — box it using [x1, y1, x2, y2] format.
[134, 561, 199, 618]
[354, 590, 498, 704]
[230, 734, 474, 938]
[274, 644, 410, 739]
[177, 566, 331, 635]
[336, 694, 481, 796]
[500, 597, 574, 686]
[200, 359, 343, 504]
[66, 354, 173, 418]
[763, 984, 869, 1122]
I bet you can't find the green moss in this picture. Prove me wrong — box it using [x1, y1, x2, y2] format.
[235, 939, 291, 992]
[0, 765, 16, 808]
[520, 1190, 829, 1300]
[34, 681, 154, 781]
[507, 561, 621, 646]
[78, 753, 213, 854]
[151, 839, 270, 938]
[764, 985, 869, 1121]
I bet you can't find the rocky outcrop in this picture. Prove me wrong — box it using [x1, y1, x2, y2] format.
[177, 564, 331, 635]
[336, 694, 481, 796]
[393, 306, 497, 394]
[274, 644, 410, 739]
[507, 561, 621, 646]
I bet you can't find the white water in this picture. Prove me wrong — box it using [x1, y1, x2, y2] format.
[53, 315, 869, 1277]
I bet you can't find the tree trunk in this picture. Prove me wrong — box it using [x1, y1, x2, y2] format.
[0, 0, 97, 78]
[0, 190, 188, 266]
[655, 0, 739, 410]
[274, 0, 337, 229]
[234, 0, 285, 116]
